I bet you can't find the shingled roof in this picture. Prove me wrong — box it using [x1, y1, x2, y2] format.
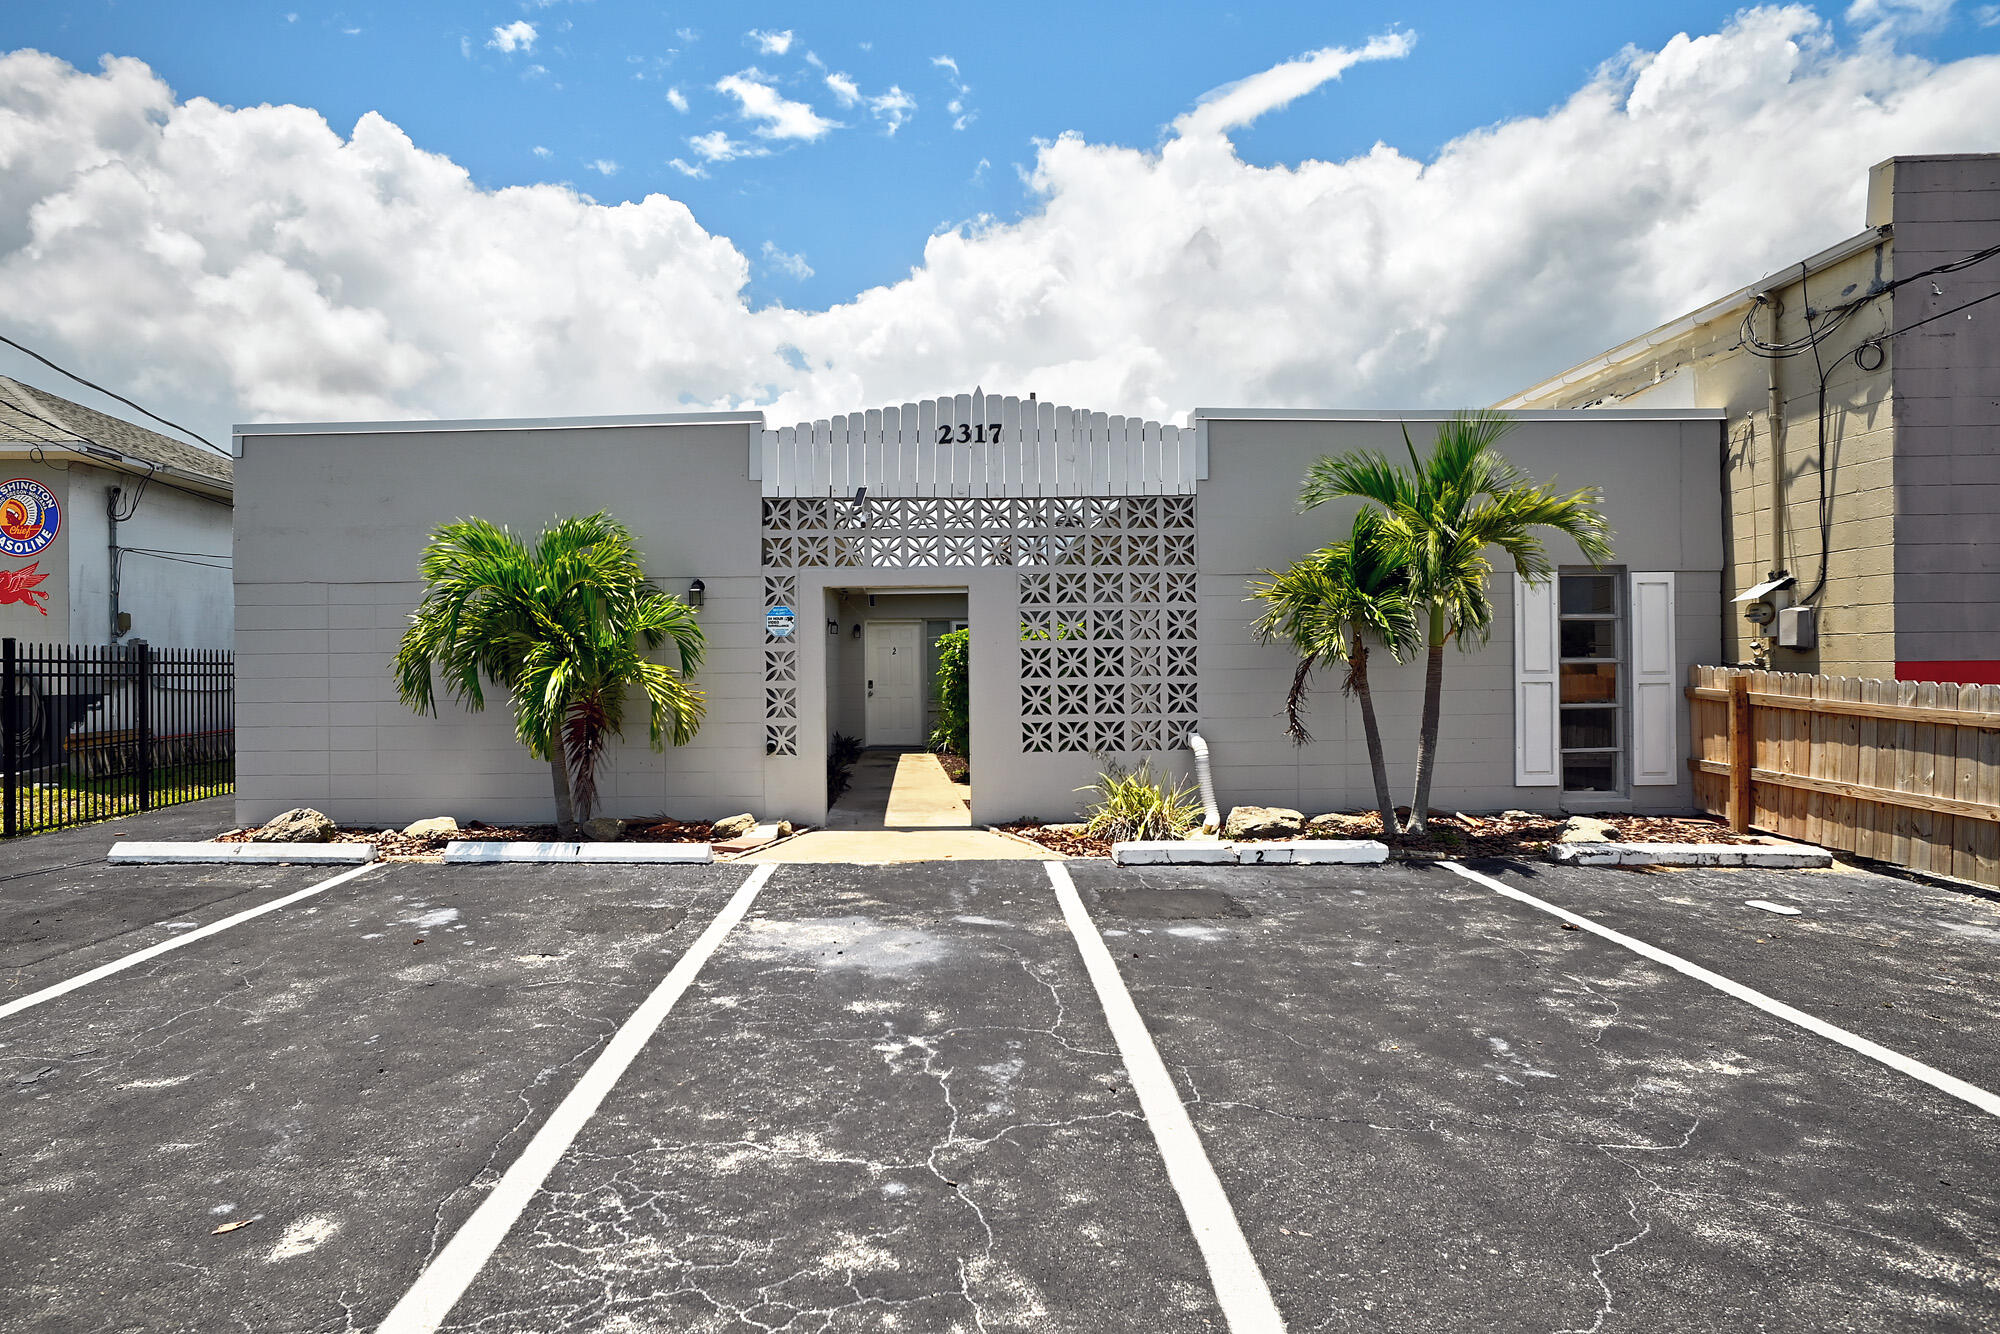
[0, 376, 232, 490]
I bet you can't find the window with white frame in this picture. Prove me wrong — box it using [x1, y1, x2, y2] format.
[1515, 569, 1676, 793]
[1558, 571, 1623, 793]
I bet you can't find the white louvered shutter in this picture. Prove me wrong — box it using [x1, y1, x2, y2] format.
[1513, 574, 1561, 787]
[1629, 572, 1678, 786]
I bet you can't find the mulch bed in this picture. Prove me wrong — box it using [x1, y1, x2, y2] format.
[998, 822, 1113, 858]
[934, 752, 971, 785]
[999, 811, 1766, 861]
[218, 817, 717, 861]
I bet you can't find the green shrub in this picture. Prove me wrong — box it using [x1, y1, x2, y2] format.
[927, 628, 970, 759]
[1077, 762, 1202, 842]
[828, 732, 863, 803]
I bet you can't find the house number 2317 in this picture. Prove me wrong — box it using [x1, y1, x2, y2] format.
[937, 423, 1002, 443]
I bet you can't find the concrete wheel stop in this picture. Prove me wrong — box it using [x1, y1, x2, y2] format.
[1548, 838, 1831, 868]
[109, 842, 379, 865]
[1113, 839, 1389, 866]
[443, 841, 713, 865]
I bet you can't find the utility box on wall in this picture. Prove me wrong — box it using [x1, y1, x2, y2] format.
[1777, 605, 1817, 650]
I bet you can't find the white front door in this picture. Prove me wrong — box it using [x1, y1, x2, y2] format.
[864, 621, 923, 746]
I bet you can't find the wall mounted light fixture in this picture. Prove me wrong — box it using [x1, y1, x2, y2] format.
[687, 578, 705, 609]
[851, 623, 862, 639]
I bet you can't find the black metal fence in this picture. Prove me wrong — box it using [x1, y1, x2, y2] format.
[2, 639, 234, 837]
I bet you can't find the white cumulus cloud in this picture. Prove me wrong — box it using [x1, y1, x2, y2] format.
[931, 54, 975, 131]
[715, 68, 839, 140]
[1, 9, 1997, 450]
[1172, 32, 1415, 138]
[825, 71, 915, 133]
[1846, 0, 1957, 37]
[747, 28, 793, 56]
[666, 85, 688, 112]
[486, 21, 537, 54]
[762, 241, 814, 280]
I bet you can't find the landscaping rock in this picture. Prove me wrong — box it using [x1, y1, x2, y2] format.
[1224, 805, 1304, 839]
[776, 820, 795, 838]
[248, 808, 336, 843]
[1500, 810, 1540, 821]
[711, 812, 757, 840]
[582, 817, 625, 842]
[401, 816, 459, 839]
[1044, 821, 1089, 836]
[1558, 815, 1619, 844]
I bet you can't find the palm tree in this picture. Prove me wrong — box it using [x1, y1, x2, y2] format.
[1302, 411, 1612, 834]
[392, 513, 705, 838]
[1248, 507, 1417, 837]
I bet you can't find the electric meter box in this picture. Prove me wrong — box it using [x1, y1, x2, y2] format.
[1777, 604, 1816, 649]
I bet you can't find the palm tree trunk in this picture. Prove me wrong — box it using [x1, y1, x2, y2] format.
[1348, 633, 1398, 839]
[548, 747, 579, 839]
[1407, 642, 1445, 835]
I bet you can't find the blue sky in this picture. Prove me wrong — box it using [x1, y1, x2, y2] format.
[12, 1, 1996, 312]
[2, 2, 1997, 440]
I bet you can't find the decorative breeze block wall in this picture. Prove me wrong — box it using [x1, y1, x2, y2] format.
[759, 495, 1198, 756]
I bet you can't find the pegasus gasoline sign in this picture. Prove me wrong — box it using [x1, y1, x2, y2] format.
[0, 478, 61, 559]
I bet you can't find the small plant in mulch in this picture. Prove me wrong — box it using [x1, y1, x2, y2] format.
[828, 732, 863, 803]
[933, 751, 970, 785]
[1078, 761, 1203, 842]
[999, 822, 1114, 859]
[220, 815, 718, 860]
[999, 808, 1764, 861]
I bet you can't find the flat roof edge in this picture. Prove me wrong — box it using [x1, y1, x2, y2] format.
[1193, 407, 1726, 422]
[1494, 224, 1890, 409]
[233, 410, 768, 438]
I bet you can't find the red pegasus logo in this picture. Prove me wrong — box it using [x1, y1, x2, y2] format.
[0, 562, 50, 615]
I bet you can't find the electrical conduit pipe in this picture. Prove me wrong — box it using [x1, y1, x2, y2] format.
[1187, 725, 1222, 834]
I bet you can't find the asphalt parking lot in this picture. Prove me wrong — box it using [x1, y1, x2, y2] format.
[3, 804, 1997, 1332]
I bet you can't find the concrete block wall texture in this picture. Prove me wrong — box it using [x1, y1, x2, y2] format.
[1503, 153, 2000, 685]
[1884, 155, 2000, 681]
[236, 407, 1722, 828]
[233, 418, 768, 827]
[1194, 413, 1723, 817]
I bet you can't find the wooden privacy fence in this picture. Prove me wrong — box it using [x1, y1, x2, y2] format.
[1688, 666, 2000, 888]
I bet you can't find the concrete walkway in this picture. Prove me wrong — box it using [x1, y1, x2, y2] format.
[825, 748, 970, 830]
[756, 747, 1055, 862]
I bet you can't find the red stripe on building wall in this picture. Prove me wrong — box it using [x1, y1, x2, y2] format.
[1896, 660, 2000, 686]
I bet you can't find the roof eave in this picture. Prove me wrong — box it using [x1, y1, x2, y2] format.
[1493, 224, 1893, 410]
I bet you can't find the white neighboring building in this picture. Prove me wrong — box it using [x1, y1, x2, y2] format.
[0, 376, 233, 649]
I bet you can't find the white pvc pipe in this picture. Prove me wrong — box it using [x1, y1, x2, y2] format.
[1187, 726, 1221, 833]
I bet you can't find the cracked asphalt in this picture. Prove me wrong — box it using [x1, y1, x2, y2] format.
[2, 801, 1997, 1332]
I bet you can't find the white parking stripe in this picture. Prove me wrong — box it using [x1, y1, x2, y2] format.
[1046, 863, 1287, 1333]
[376, 862, 776, 1334]
[0, 862, 383, 1022]
[1440, 860, 2000, 1119]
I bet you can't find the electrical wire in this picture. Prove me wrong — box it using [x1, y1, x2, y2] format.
[118, 550, 232, 570]
[1728, 236, 2000, 608]
[0, 332, 229, 457]
[1, 396, 229, 513]
[120, 545, 233, 562]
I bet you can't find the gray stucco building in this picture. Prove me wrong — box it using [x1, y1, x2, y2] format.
[233, 398, 1721, 828]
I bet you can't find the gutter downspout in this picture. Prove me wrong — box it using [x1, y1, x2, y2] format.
[106, 486, 123, 643]
[1762, 296, 1787, 579]
[1187, 725, 1221, 834]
